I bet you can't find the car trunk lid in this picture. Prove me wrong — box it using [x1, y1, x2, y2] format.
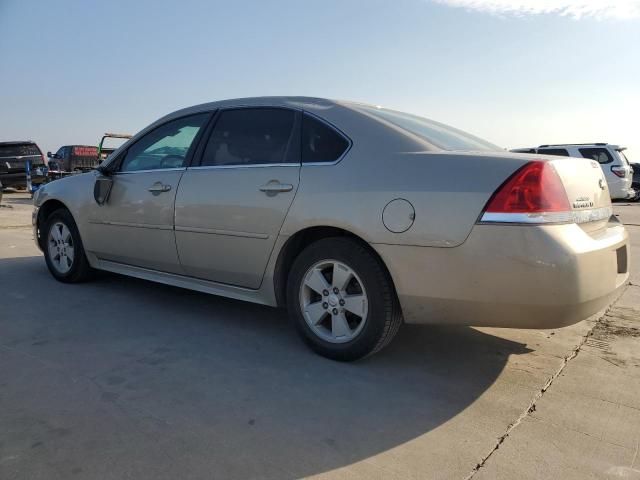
[550, 157, 612, 233]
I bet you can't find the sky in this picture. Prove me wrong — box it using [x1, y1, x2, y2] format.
[1, 0, 639, 160]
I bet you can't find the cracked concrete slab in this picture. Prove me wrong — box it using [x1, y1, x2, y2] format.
[473, 302, 640, 480]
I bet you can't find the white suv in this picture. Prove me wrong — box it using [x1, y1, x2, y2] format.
[511, 143, 634, 200]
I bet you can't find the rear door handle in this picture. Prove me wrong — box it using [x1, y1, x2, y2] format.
[148, 182, 172, 193]
[259, 182, 293, 194]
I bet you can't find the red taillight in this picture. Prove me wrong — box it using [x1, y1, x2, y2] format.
[480, 161, 574, 224]
[485, 161, 570, 214]
[611, 166, 626, 178]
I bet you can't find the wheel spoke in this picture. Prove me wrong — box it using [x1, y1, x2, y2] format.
[331, 263, 353, 291]
[304, 268, 330, 295]
[343, 294, 366, 318]
[331, 313, 351, 338]
[304, 301, 327, 326]
[65, 247, 74, 263]
[61, 225, 72, 243]
[51, 225, 62, 242]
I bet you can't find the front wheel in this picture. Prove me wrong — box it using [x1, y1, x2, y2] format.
[43, 208, 93, 283]
[287, 237, 402, 361]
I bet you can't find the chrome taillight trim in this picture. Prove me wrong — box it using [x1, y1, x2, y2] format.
[480, 206, 613, 225]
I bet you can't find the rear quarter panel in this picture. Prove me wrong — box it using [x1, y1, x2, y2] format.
[281, 150, 530, 247]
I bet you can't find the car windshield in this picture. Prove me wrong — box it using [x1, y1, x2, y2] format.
[354, 105, 501, 151]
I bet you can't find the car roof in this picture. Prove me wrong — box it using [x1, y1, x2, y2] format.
[164, 96, 368, 118]
[512, 143, 625, 151]
[537, 143, 622, 149]
[0, 140, 37, 145]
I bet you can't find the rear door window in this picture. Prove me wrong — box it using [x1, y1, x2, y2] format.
[200, 108, 297, 167]
[578, 148, 613, 164]
[538, 148, 569, 156]
[302, 114, 350, 163]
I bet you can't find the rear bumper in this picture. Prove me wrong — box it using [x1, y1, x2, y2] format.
[373, 220, 629, 329]
[608, 177, 635, 200]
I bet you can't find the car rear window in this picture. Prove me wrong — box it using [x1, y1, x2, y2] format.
[0, 143, 41, 157]
[355, 105, 500, 152]
[538, 148, 570, 156]
[302, 114, 350, 163]
[578, 147, 613, 164]
[616, 150, 630, 165]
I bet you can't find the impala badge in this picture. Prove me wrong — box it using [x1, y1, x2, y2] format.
[599, 178, 606, 190]
[573, 196, 594, 209]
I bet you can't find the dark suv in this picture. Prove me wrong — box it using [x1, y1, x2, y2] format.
[0, 141, 47, 189]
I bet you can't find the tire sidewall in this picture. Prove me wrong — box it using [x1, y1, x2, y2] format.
[287, 238, 392, 360]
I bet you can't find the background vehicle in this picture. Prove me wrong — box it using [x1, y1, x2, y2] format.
[511, 143, 634, 200]
[32, 98, 629, 361]
[97, 133, 132, 161]
[0, 141, 47, 189]
[630, 161, 640, 201]
[47, 145, 100, 174]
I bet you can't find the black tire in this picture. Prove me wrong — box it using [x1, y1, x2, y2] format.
[42, 208, 93, 283]
[287, 237, 402, 361]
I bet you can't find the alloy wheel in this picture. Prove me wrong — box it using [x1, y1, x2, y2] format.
[47, 221, 75, 274]
[299, 259, 369, 343]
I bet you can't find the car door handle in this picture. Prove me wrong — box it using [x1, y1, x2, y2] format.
[259, 182, 293, 194]
[148, 183, 172, 193]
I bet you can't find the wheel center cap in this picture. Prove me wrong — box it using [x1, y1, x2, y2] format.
[328, 294, 339, 307]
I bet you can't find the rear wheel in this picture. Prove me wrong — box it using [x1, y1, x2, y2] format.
[43, 208, 93, 283]
[287, 237, 402, 361]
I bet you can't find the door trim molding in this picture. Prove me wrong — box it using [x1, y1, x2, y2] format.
[188, 163, 299, 171]
[88, 220, 173, 230]
[175, 225, 269, 239]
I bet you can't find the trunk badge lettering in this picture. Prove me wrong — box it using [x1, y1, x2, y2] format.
[573, 196, 594, 209]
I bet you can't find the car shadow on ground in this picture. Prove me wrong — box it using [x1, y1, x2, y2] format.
[0, 256, 531, 479]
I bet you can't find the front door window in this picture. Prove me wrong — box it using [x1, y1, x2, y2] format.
[120, 114, 209, 172]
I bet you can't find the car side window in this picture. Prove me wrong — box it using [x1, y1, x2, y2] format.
[55, 147, 65, 158]
[537, 148, 569, 156]
[119, 113, 209, 173]
[200, 108, 297, 167]
[578, 148, 613, 165]
[302, 114, 349, 163]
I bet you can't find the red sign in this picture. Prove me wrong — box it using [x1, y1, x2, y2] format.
[73, 146, 98, 157]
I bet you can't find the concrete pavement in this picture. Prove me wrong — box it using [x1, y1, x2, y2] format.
[0, 192, 638, 479]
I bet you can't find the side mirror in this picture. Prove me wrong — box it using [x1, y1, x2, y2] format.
[94, 174, 113, 205]
[47, 151, 52, 158]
